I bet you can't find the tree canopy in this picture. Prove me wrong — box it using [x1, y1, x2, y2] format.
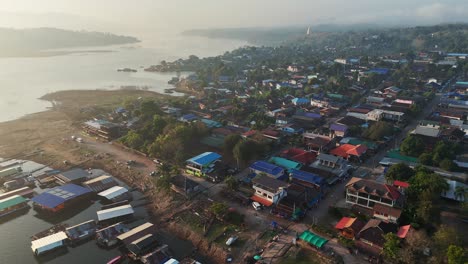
[385, 163, 414, 182]
[363, 121, 394, 141]
[400, 135, 425, 157]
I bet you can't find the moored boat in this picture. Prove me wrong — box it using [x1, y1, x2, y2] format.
[31, 231, 68, 256]
[0, 195, 30, 218]
[65, 220, 97, 245]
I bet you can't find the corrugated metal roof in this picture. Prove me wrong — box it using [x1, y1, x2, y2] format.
[0, 195, 27, 211]
[98, 186, 128, 200]
[59, 168, 89, 181]
[186, 152, 221, 166]
[163, 259, 180, 264]
[31, 184, 91, 209]
[83, 175, 113, 184]
[250, 161, 284, 177]
[31, 231, 68, 252]
[117, 222, 154, 241]
[268, 157, 302, 171]
[289, 169, 325, 186]
[97, 205, 134, 221]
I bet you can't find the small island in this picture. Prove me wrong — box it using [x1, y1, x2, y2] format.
[117, 68, 137, 73]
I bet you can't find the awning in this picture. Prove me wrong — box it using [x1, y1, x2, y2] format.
[250, 195, 273, 206]
[299, 230, 328, 249]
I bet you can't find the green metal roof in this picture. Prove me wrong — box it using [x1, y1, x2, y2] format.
[348, 139, 378, 150]
[0, 195, 27, 211]
[269, 157, 302, 170]
[299, 230, 328, 248]
[386, 149, 419, 163]
[327, 93, 345, 100]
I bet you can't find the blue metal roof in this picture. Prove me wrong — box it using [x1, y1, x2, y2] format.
[289, 169, 325, 186]
[180, 114, 198, 121]
[186, 152, 221, 166]
[31, 184, 91, 209]
[330, 123, 348, 132]
[292, 98, 310, 105]
[250, 161, 284, 176]
[367, 68, 389, 75]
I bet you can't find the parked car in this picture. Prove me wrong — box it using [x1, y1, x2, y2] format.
[252, 202, 262, 211]
[126, 160, 136, 165]
[149, 171, 157, 177]
[226, 236, 238, 246]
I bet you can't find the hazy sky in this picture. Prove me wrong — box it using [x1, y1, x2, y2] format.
[1, 0, 468, 33]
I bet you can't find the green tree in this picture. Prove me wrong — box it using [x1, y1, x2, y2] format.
[224, 176, 239, 191]
[223, 134, 243, 155]
[233, 140, 263, 167]
[433, 225, 461, 253]
[447, 245, 466, 264]
[418, 152, 433, 165]
[440, 159, 457, 171]
[363, 121, 393, 141]
[122, 130, 144, 149]
[400, 135, 425, 157]
[155, 174, 172, 192]
[382, 233, 400, 262]
[210, 202, 229, 219]
[385, 163, 415, 182]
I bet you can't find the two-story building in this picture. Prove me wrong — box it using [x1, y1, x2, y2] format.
[251, 174, 288, 206]
[345, 178, 403, 223]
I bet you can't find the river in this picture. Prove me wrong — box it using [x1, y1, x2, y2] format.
[0, 33, 248, 122]
[0, 165, 208, 264]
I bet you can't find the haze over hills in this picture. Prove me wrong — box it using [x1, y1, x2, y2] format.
[0, 27, 140, 57]
[183, 23, 468, 52]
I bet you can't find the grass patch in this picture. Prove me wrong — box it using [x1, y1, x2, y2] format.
[205, 221, 226, 242]
[178, 211, 205, 234]
[258, 230, 278, 242]
[280, 248, 321, 264]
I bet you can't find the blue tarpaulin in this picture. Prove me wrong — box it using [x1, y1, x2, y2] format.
[31, 184, 91, 209]
[186, 152, 221, 167]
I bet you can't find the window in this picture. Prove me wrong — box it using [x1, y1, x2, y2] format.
[262, 193, 267, 197]
[267, 195, 273, 199]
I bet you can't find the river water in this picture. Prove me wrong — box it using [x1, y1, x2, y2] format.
[0, 33, 248, 122]
[0, 33, 247, 263]
[0, 166, 206, 264]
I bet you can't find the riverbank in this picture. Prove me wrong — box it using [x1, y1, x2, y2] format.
[0, 89, 228, 263]
[0, 89, 169, 157]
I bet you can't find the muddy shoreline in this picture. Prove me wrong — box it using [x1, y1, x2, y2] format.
[0, 89, 225, 263]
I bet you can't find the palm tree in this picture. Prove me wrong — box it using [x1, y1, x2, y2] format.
[454, 186, 466, 201]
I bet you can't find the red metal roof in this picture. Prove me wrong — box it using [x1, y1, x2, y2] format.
[393, 180, 410, 188]
[329, 144, 368, 158]
[242, 130, 257, 137]
[335, 217, 353, 230]
[250, 195, 273, 206]
[397, 225, 411, 238]
[384, 185, 401, 201]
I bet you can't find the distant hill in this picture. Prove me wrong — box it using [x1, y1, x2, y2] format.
[0, 27, 139, 57]
[183, 24, 392, 45]
[184, 23, 468, 54]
